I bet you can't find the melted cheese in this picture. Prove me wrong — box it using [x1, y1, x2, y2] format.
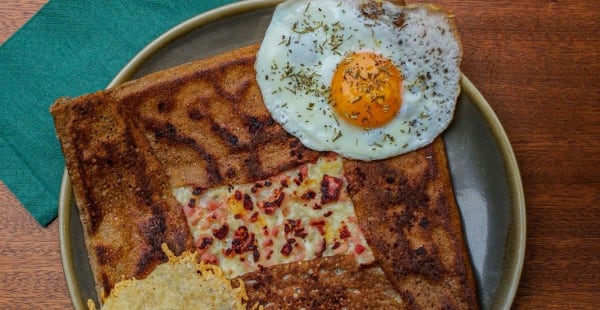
[173, 155, 374, 278]
[89, 244, 249, 310]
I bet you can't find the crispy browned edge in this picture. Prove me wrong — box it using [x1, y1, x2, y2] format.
[240, 255, 404, 309]
[51, 30, 477, 309]
[51, 89, 196, 300]
[344, 139, 479, 309]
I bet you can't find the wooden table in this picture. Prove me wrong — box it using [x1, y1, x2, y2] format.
[1, 1, 598, 309]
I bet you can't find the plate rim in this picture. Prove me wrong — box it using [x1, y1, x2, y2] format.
[460, 75, 527, 310]
[58, 1, 526, 309]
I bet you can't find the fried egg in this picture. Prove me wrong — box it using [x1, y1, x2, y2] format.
[255, 0, 462, 161]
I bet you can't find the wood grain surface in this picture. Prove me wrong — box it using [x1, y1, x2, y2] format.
[1, 0, 599, 309]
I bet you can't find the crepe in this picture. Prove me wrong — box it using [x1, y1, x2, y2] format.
[51, 44, 478, 309]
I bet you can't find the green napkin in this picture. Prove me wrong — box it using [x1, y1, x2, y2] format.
[0, 0, 237, 226]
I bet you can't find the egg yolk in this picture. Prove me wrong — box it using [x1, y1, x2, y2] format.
[330, 52, 402, 128]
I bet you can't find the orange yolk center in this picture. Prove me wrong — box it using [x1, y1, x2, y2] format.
[330, 52, 402, 128]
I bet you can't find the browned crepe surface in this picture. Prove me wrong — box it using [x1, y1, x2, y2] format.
[345, 138, 479, 309]
[51, 44, 478, 309]
[240, 255, 403, 309]
[51, 91, 195, 300]
[108, 45, 321, 190]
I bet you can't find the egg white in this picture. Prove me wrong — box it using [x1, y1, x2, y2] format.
[255, 0, 462, 160]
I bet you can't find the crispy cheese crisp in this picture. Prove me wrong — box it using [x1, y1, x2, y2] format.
[88, 244, 250, 310]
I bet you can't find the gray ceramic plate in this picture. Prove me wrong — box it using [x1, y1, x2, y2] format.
[59, 1, 526, 309]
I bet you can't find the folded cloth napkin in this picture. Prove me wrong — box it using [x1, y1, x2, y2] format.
[0, 0, 237, 226]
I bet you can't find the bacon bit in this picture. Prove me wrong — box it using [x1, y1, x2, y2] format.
[261, 191, 285, 215]
[263, 239, 273, 247]
[192, 187, 206, 195]
[183, 205, 196, 218]
[198, 237, 213, 250]
[293, 166, 308, 186]
[280, 179, 289, 188]
[223, 248, 234, 257]
[253, 248, 260, 262]
[285, 219, 300, 234]
[212, 224, 229, 239]
[321, 174, 343, 204]
[299, 166, 308, 181]
[281, 238, 296, 256]
[187, 198, 196, 208]
[339, 224, 351, 239]
[234, 214, 242, 219]
[310, 219, 325, 226]
[280, 244, 292, 256]
[312, 204, 322, 210]
[315, 239, 326, 258]
[207, 201, 221, 211]
[243, 194, 254, 210]
[263, 205, 276, 215]
[332, 241, 341, 250]
[301, 190, 317, 200]
[285, 219, 308, 238]
[200, 253, 218, 264]
[249, 211, 259, 223]
[333, 242, 348, 255]
[295, 226, 307, 238]
[263, 226, 269, 237]
[266, 249, 273, 260]
[355, 244, 366, 254]
[234, 190, 243, 200]
[251, 183, 263, 193]
[231, 226, 256, 255]
[310, 219, 326, 235]
[295, 229, 308, 239]
[324, 210, 333, 217]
